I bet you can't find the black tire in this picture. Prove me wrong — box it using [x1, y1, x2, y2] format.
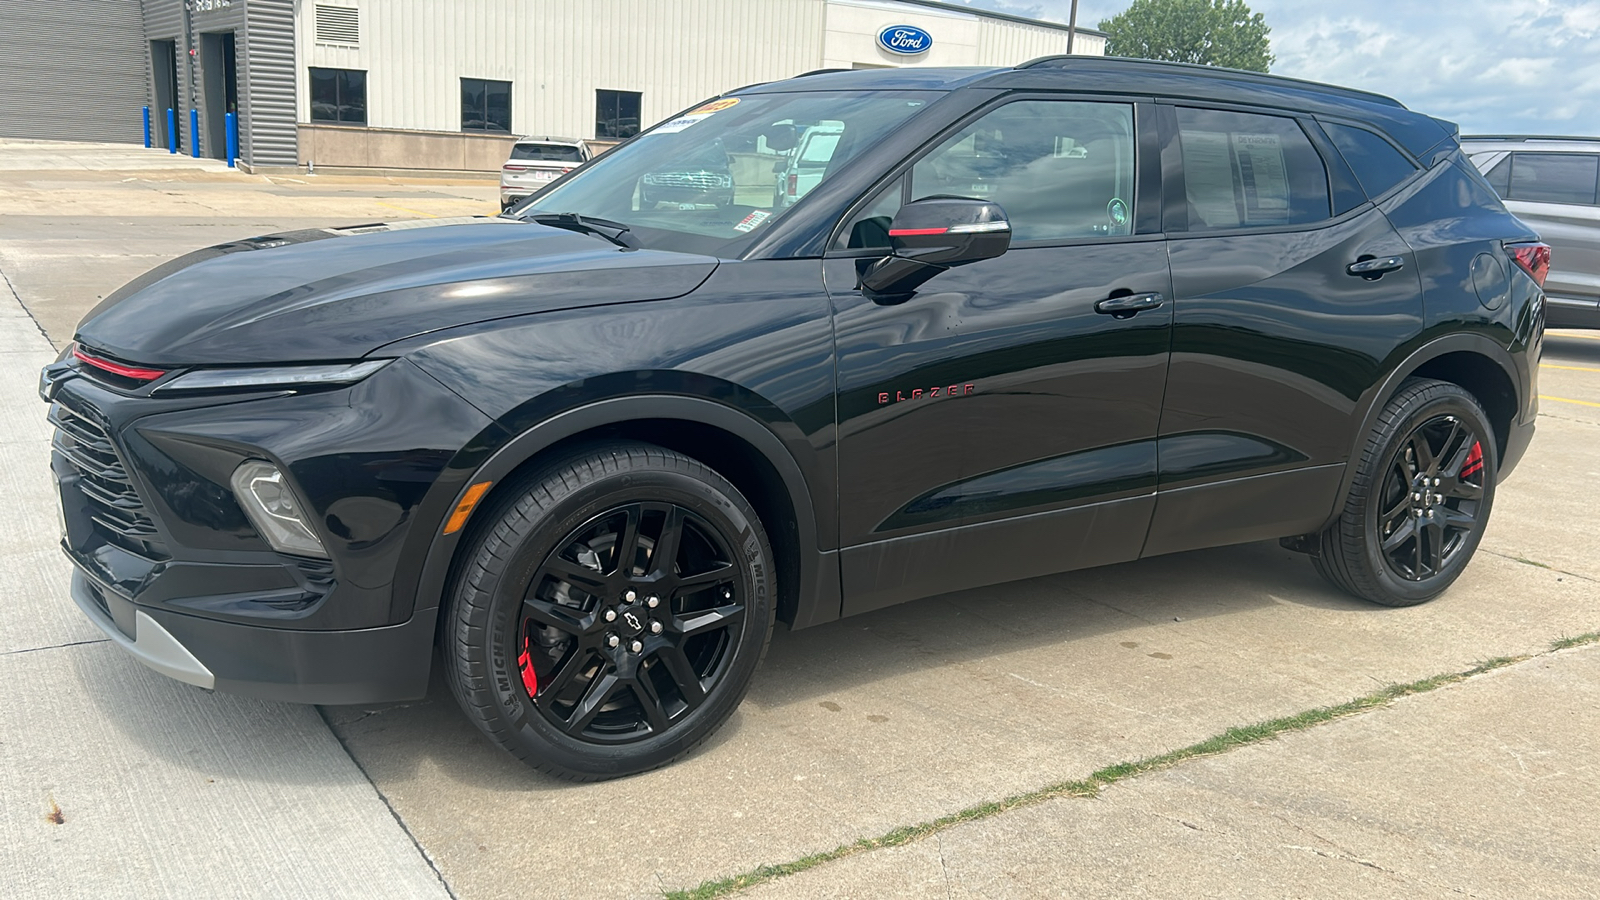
[444, 443, 775, 780]
[1311, 378, 1497, 606]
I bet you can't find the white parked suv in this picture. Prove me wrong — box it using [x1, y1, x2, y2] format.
[501, 137, 593, 211]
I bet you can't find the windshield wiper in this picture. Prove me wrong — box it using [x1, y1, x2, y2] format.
[520, 212, 640, 250]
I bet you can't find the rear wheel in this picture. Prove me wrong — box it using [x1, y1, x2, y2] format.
[1311, 379, 1496, 606]
[444, 443, 774, 780]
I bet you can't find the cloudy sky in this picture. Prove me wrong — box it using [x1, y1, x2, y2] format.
[955, 0, 1600, 135]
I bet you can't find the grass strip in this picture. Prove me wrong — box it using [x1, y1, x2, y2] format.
[666, 632, 1600, 900]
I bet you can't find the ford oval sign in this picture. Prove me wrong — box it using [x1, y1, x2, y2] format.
[878, 24, 933, 56]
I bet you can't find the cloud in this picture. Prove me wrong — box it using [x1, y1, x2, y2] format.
[959, 0, 1600, 134]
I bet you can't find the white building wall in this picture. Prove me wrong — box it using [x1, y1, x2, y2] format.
[822, 0, 1104, 70]
[299, 0, 827, 138]
[296, 0, 1103, 140]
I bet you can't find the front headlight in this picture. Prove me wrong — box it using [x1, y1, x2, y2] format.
[230, 460, 327, 558]
[151, 360, 391, 396]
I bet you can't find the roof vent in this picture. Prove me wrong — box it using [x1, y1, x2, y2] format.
[314, 4, 360, 47]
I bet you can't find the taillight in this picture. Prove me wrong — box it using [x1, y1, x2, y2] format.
[503, 164, 526, 173]
[786, 174, 797, 198]
[1507, 242, 1551, 288]
[561, 167, 572, 174]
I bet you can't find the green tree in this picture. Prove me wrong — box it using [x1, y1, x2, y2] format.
[1099, 0, 1274, 73]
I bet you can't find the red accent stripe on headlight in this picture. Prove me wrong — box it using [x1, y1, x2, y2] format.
[72, 346, 167, 382]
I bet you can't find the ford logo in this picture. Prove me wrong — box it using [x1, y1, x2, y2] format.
[878, 24, 933, 56]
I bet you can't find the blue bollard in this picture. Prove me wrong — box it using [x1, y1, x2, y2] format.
[190, 109, 200, 158]
[166, 108, 176, 154]
[225, 112, 238, 168]
[143, 107, 151, 148]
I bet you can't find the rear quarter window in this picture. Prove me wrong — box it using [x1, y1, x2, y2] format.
[1175, 107, 1330, 231]
[1323, 122, 1418, 200]
[1506, 152, 1600, 205]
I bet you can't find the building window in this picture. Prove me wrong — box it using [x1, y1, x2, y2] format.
[461, 78, 512, 133]
[309, 67, 366, 125]
[596, 89, 641, 140]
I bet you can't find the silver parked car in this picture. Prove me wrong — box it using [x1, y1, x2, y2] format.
[1463, 135, 1600, 327]
[501, 137, 593, 211]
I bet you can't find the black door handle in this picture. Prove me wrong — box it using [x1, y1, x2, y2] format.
[1095, 291, 1165, 318]
[1347, 256, 1405, 278]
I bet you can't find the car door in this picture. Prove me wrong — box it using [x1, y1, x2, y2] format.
[825, 97, 1174, 615]
[1143, 104, 1427, 557]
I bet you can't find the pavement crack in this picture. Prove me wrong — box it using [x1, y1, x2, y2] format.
[936, 831, 953, 900]
[1479, 548, 1597, 583]
[1280, 843, 1392, 873]
[316, 706, 460, 900]
[0, 260, 56, 348]
[3, 638, 110, 657]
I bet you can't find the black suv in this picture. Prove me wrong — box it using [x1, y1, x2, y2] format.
[41, 58, 1547, 780]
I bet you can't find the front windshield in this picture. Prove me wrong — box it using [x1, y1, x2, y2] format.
[516, 91, 936, 255]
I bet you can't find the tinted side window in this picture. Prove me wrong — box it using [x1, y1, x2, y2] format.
[1324, 122, 1417, 199]
[1176, 107, 1329, 231]
[1508, 153, 1600, 205]
[910, 100, 1136, 242]
[836, 176, 904, 250]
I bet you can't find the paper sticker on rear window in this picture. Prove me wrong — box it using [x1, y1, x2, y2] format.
[734, 210, 771, 233]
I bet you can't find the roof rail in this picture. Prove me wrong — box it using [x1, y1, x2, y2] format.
[794, 68, 852, 79]
[1013, 55, 1405, 108]
[1461, 134, 1600, 142]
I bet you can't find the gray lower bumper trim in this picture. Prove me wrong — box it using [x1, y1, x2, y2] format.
[70, 571, 216, 690]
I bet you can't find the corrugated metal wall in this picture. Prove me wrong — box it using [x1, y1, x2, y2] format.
[139, 0, 296, 167]
[0, 0, 148, 143]
[301, 0, 828, 138]
[243, 0, 298, 166]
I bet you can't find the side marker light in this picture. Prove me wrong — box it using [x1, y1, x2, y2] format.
[443, 481, 493, 535]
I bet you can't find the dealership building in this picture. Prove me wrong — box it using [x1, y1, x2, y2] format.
[0, 0, 1104, 175]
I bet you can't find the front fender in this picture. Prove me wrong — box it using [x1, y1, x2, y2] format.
[403, 394, 839, 633]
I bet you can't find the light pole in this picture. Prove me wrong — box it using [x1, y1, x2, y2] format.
[1067, 0, 1081, 53]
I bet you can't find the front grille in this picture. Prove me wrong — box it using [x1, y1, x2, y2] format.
[50, 396, 167, 560]
[645, 171, 733, 190]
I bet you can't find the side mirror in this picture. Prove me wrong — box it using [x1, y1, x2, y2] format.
[860, 198, 1011, 300]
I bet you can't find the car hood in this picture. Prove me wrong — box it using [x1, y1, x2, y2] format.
[74, 217, 719, 365]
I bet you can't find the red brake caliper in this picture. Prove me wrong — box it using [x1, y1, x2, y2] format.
[517, 634, 539, 698]
[1461, 441, 1483, 481]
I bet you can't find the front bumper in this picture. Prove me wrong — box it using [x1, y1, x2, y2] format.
[72, 569, 435, 703]
[44, 356, 498, 703]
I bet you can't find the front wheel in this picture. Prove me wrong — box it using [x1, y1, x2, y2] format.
[444, 444, 774, 780]
[1311, 379, 1497, 606]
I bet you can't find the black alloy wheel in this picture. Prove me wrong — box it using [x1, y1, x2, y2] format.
[518, 502, 744, 742]
[1374, 414, 1487, 582]
[444, 443, 773, 780]
[1310, 378, 1498, 607]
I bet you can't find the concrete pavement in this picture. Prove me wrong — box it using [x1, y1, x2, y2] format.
[739, 643, 1600, 900]
[2, 138, 1598, 899]
[0, 293, 452, 897]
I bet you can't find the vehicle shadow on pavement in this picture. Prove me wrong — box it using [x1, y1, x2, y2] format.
[313, 539, 1370, 790]
[1545, 333, 1600, 364]
[64, 643, 392, 787]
